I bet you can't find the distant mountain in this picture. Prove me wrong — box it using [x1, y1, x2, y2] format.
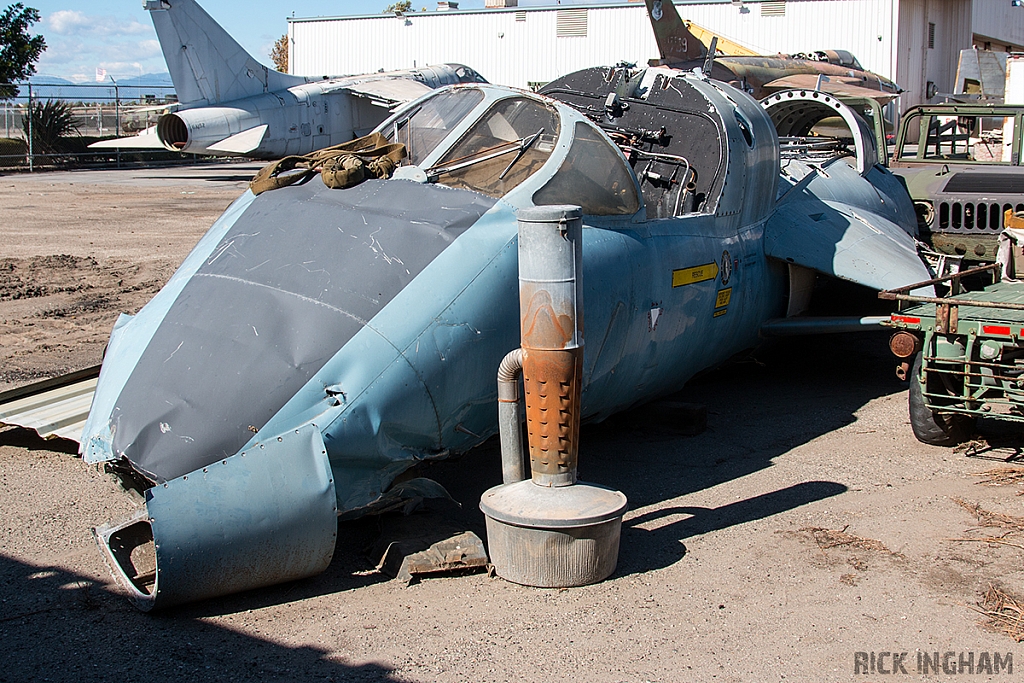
[15, 74, 175, 102]
[115, 73, 175, 88]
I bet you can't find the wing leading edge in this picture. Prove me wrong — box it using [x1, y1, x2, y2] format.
[765, 197, 932, 292]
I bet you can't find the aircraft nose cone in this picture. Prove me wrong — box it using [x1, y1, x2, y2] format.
[101, 177, 495, 482]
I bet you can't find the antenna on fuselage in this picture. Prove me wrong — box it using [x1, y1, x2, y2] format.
[701, 36, 718, 76]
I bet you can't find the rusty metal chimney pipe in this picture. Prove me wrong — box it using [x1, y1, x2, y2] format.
[497, 348, 526, 484]
[517, 205, 584, 487]
[481, 205, 627, 588]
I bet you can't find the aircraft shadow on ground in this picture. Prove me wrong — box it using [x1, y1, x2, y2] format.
[137, 174, 258, 182]
[136, 168, 263, 183]
[0, 553, 401, 683]
[415, 330, 900, 578]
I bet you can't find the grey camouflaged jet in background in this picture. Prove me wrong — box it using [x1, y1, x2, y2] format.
[90, 0, 484, 158]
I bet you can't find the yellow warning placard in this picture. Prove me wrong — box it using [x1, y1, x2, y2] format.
[713, 308, 728, 318]
[672, 262, 719, 287]
[715, 288, 732, 308]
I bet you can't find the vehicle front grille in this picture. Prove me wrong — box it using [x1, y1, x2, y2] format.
[936, 201, 1024, 232]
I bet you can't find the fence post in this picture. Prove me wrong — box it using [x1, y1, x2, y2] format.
[26, 83, 33, 172]
[113, 81, 121, 169]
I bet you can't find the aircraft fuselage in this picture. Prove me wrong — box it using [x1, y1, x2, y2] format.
[82, 71, 927, 610]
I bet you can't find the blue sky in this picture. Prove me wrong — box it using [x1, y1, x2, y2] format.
[24, 0, 564, 82]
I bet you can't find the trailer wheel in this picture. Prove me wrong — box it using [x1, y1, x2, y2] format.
[908, 353, 975, 446]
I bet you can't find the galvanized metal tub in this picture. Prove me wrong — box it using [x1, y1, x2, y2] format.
[480, 479, 627, 588]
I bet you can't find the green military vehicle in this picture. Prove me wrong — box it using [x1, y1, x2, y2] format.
[890, 103, 1024, 262]
[882, 264, 1024, 445]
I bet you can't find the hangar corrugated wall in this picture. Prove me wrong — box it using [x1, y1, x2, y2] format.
[896, 0, 972, 109]
[289, 0, 992, 108]
[290, 4, 659, 89]
[973, 0, 1024, 52]
[289, 1, 900, 86]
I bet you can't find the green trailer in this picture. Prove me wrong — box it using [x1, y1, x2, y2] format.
[882, 264, 1024, 445]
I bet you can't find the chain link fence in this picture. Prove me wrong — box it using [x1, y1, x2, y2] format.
[0, 81, 207, 170]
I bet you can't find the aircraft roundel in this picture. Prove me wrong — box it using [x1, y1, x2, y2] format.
[720, 250, 732, 285]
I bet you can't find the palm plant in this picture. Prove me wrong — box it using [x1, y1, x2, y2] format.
[22, 98, 79, 155]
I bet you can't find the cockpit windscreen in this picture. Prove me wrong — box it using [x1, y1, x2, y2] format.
[428, 97, 559, 198]
[389, 88, 484, 165]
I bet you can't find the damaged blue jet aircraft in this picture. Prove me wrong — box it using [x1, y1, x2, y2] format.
[81, 64, 931, 609]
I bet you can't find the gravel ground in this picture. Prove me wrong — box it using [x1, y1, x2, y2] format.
[2, 162, 1023, 683]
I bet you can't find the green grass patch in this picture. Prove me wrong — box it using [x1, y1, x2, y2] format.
[0, 137, 27, 166]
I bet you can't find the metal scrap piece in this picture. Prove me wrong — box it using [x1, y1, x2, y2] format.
[0, 366, 100, 442]
[376, 531, 488, 585]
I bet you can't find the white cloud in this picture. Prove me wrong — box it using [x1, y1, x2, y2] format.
[35, 38, 88, 66]
[94, 40, 162, 63]
[35, 11, 165, 82]
[46, 10, 151, 37]
[45, 10, 90, 35]
[46, 9, 86, 34]
[137, 40, 162, 58]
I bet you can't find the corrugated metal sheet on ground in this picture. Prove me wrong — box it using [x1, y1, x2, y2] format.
[0, 375, 97, 443]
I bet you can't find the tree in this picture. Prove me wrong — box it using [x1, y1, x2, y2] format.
[0, 4, 46, 100]
[269, 34, 288, 73]
[383, 1, 413, 13]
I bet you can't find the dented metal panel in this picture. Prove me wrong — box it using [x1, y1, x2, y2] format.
[95, 423, 337, 611]
[105, 178, 494, 483]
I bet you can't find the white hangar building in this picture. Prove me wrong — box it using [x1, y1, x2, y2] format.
[288, 0, 1024, 111]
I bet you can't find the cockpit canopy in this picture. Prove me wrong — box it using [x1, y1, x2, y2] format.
[381, 85, 640, 216]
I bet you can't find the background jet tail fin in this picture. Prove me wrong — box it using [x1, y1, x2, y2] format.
[145, 0, 305, 107]
[643, 0, 707, 65]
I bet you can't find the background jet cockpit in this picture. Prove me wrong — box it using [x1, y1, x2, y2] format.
[380, 85, 642, 217]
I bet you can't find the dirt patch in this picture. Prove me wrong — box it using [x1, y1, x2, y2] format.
[0, 165, 250, 392]
[0, 255, 96, 301]
[0, 254, 173, 388]
[790, 526, 899, 554]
